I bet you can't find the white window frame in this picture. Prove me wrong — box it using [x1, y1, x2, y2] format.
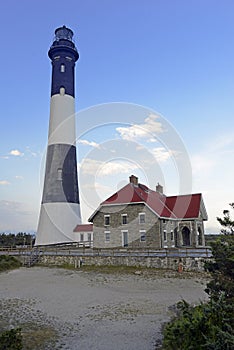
[60, 64, 65, 72]
[104, 215, 110, 226]
[140, 230, 146, 242]
[139, 213, 145, 224]
[121, 214, 127, 225]
[80, 233, 84, 242]
[87, 233, 92, 242]
[122, 230, 128, 247]
[163, 230, 167, 242]
[105, 231, 110, 243]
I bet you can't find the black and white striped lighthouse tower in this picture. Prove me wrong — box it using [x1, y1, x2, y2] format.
[36, 26, 81, 246]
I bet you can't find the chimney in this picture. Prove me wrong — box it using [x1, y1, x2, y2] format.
[129, 175, 138, 186]
[156, 183, 163, 194]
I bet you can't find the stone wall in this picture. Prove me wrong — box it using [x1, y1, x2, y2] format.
[38, 253, 208, 272]
[93, 203, 161, 249]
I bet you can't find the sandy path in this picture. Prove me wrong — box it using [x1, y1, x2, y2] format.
[0, 267, 208, 350]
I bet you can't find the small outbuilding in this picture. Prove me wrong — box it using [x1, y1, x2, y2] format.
[73, 224, 93, 247]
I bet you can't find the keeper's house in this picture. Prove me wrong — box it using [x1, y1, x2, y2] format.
[88, 175, 208, 249]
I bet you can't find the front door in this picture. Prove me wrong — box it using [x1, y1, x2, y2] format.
[122, 231, 128, 247]
[182, 226, 190, 246]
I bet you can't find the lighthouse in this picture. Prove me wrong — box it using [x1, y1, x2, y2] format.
[36, 26, 81, 246]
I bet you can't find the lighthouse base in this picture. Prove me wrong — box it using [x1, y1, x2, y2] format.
[35, 202, 81, 246]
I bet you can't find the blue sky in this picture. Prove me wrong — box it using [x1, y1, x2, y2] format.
[0, 0, 234, 233]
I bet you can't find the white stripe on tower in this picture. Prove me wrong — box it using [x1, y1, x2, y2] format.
[36, 26, 81, 246]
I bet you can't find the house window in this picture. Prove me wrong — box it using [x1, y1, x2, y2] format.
[170, 230, 174, 241]
[88, 233, 92, 242]
[139, 213, 145, 224]
[163, 219, 166, 224]
[140, 230, 146, 242]
[163, 230, 167, 242]
[105, 231, 110, 243]
[122, 230, 128, 247]
[60, 64, 65, 72]
[57, 168, 62, 180]
[104, 215, 110, 226]
[80, 233, 84, 242]
[122, 214, 127, 225]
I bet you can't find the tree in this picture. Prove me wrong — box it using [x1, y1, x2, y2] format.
[217, 203, 234, 235]
[161, 204, 234, 350]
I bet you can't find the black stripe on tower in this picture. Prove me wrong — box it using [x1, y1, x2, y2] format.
[42, 144, 80, 204]
[48, 26, 79, 97]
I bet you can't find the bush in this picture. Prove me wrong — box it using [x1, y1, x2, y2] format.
[0, 255, 21, 272]
[162, 297, 234, 349]
[0, 328, 23, 350]
[161, 205, 234, 349]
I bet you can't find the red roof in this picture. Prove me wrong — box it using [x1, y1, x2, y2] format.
[74, 224, 93, 232]
[99, 183, 205, 220]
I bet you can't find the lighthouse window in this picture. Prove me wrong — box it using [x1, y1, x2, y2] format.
[60, 64, 65, 73]
[57, 168, 63, 180]
[60, 87, 65, 95]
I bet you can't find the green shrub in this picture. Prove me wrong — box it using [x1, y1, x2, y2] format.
[162, 297, 234, 349]
[161, 205, 234, 349]
[0, 328, 23, 350]
[0, 255, 21, 272]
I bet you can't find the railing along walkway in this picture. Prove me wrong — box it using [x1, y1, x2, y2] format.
[0, 245, 212, 258]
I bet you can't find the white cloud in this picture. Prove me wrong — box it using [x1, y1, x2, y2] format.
[26, 149, 38, 157]
[15, 175, 24, 180]
[80, 158, 101, 175]
[77, 139, 100, 148]
[151, 147, 172, 163]
[0, 156, 9, 159]
[0, 180, 10, 185]
[80, 158, 139, 176]
[98, 161, 138, 176]
[10, 149, 24, 157]
[116, 113, 163, 141]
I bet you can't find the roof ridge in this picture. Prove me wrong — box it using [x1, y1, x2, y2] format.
[156, 191, 178, 219]
[167, 193, 201, 199]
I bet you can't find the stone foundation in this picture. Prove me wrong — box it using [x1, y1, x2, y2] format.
[39, 254, 208, 272]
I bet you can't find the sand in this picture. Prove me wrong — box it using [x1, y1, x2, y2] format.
[0, 267, 209, 350]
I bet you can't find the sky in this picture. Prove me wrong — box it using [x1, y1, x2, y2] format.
[0, 0, 234, 234]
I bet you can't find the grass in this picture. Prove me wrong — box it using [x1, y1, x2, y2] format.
[21, 323, 58, 350]
[53, 263, 209, 280]
[0, 255, 21, 272]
